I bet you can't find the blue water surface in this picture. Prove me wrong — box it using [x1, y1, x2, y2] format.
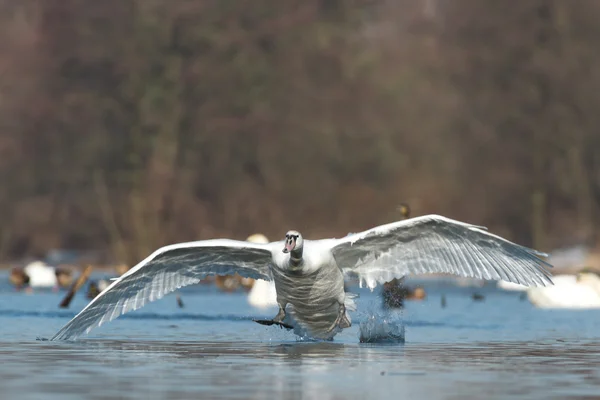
[1, 271, 599, 399]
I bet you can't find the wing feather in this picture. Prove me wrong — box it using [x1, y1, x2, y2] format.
[330, 215, 553, 290]
[51, 239, 275, 341]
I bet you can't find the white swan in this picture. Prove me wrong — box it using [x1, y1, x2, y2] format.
[527, 273, 600, 308]
[24, 261, 58, 288]
[248, 279, 278, 309]
[497, 280, 528, 291]
[50, 214, 553, 341]
[246, 234, 278, 309]
[246, 233, 277, 308]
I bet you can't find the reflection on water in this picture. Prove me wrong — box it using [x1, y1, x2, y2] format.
[2, 339, 600, 399]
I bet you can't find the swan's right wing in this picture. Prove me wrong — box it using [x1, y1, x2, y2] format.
[328, 215, 553, 290]
[51, 239, 277, 341]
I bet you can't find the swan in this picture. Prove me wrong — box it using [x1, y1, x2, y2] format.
[527, 272, 600, 308]
[24, 261, 58, 288]
[50, 214, 553, 341]
[247, 279, 278, 309]
[497, 280, 528, 291]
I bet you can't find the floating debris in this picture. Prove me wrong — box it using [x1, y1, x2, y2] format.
[60, 265, 93, 308]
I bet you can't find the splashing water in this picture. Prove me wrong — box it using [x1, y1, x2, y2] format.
[358, 309, 405, 344]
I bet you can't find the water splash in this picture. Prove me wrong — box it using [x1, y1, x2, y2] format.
[358, 309, 405, 344]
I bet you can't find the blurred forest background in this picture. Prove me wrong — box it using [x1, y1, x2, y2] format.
[0, 0, 599, 267]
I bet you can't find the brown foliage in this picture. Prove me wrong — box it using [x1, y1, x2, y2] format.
[0, 0, 599, 265]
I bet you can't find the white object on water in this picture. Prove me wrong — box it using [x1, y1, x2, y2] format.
[246, 233, 269, 244]
[24, 261, 57, 288]
[528, 273, 600, 309]
[97, 279, 110, 292]
[246, 233, 278, 309]
[248, 279, 277, 309]
[50, 214, 553, 341]
[498, 280, 528, 291]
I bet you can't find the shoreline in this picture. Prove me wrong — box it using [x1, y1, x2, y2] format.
[0, 263, 123, 273]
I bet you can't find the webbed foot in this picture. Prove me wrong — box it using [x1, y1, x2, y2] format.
[253, 303, 292, 330]
[253, 319, 294, 330]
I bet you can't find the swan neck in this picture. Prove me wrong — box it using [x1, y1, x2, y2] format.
[290, 247, 303, 267]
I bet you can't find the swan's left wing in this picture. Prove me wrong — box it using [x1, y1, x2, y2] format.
[329, 215, 553, 290]
[51, 239, 276, 341]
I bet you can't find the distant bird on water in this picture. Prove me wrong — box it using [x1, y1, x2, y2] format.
[50, 214, 553, 341]
[10, 261, 73, 289]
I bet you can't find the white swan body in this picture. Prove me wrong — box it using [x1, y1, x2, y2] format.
[270, 240, 356, 338]
[50, 215, 553, 341]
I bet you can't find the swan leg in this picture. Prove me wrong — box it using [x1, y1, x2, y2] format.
[272, 303, 287, 323]
[328, 302, 351, 332]
[338, 303, 351, 328]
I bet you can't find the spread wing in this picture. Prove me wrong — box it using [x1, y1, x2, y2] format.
[51, 239, 276, 341]
[329, 215, 553, 290]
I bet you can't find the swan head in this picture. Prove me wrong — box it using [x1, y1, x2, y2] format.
[283, 230, 303, 253]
